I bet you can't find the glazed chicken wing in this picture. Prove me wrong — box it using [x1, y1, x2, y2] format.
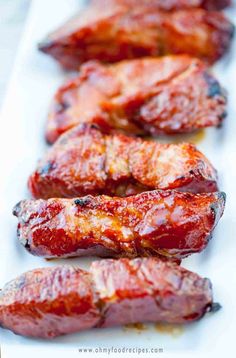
[0, 258, 215, 338]
[29, 124, 218, 199]
[38, 2, 234, 70]
[13, 190, 225, 259]
[46, 56, 227, 143]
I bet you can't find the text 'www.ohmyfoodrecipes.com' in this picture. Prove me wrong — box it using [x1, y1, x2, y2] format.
[78, 346, 164, 355]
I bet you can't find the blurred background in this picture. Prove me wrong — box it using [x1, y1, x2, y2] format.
[0, 0, 30, 106]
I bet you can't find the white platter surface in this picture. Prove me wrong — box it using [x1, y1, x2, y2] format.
[0, 1, 236, 357]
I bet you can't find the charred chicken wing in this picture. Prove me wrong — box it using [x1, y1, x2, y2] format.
[13, 190, 225, 259]
[46, 56, 227, 143]
[29, 124, 218, 199]
[38, 3, 234, 70]
[0, 258, 215, 338]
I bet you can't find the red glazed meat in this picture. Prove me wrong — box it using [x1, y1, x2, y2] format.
[202, 0, 231, 8]
[13, 190, 225, 259]
[91, 0, 231, 11]
[38, 3, 234, 70]
[29, 124, 218, 199]
[0, 258, 216, 338]
[46, 57, 227, 143]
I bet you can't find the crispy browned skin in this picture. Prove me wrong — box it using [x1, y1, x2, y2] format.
[46, 56, 227, 143]
[38, 3, 234, 70]
[91, 0, 231, 11]
[13, 190, 225, 259]
[0, 258, 216, 338]
[29, 124, 218, 199]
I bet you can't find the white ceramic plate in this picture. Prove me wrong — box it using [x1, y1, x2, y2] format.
[0, 1, 236, 357]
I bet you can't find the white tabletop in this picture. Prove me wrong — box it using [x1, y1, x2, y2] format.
[0, 0, 30, 107]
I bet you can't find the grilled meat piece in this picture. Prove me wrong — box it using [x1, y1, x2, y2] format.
[91, 0, 231, 11]
[29, 124, 218, 199]
[0, 258, 215, 338]
[13, 190, 225, 259]
[202, 0, 231, 8]
[46, 56, 227, 143]
[38, 3, 234, 70]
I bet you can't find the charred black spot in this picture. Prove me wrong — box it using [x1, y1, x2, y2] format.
[176, 175, 185, 180]
[55, 101, 70, 113]
[39, 161, 56, 175]
[221, 111, 227, 119]
[77, 123, 100, 133]
[74, 198, 91, 207]
[204, 73, 223, 98]
[12, 201, 22, 216]
[209, 302, 222, 313]
[16, 225, 21, 237]
[24, 239, 31, 250]
[210, 203, 218, 218]
[90, 123, 100, 130]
